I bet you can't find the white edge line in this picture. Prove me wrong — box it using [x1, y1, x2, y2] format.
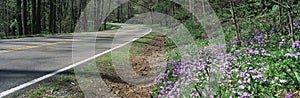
[0, 27, 152, 98]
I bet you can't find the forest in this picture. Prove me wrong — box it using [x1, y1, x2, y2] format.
[0, 0, 300, 98]
[0, 0, 299, 40]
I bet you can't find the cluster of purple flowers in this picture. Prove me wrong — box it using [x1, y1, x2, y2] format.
[230, 29, 269, 48]
[284, 52, 300, 57]
[221, 46, 272, 97]
[155, 45, 268, 97]
[282, 41, 300, 57]
[154, 45, 227, 98]
[293, 22, 300, 32]
[292, 41, 300, 48]
[154, 29, 299, 97]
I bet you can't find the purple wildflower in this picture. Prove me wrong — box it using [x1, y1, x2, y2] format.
[279, 79, 287, 83]
[249, 69, 257, 73]
[242, 92, 251, 97]
[279, 41, 285, 46]
[238, 85, 245, 90]
[285, 52, 300, 57]
[252, 74, 263, 80]
[249, 49, 259, 55]
[292, 41, 300, 48]
[243, 78, 251, 83]
[238, 80, 242, 84]
[293, 22, 299, 26]
[286, 94, 294, 98]
[261, 48, 267, 53]
[232, 90, 237, 94]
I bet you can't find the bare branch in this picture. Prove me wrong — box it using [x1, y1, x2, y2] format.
[271, 0, 290, 9]
[230, 0, 240, 41]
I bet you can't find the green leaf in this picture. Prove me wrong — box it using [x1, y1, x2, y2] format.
[230, 48, 236, 53]
[294, 72, 300, 82]
[9, 19, 17, 28]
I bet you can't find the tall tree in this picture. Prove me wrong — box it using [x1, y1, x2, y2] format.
[49, 0, 56, 33]
[22, 0, 28, 35]
[0, 1, 3, 34]
[32, 0, 37, 34]
[16, 0, 23, 35]
[81, 0, 88, 31]
[36, 0, 42, 34]
[71, 0, 75, 32]
[1, 0, 8, 37]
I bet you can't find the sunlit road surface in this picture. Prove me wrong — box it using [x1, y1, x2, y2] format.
[0, 24, 152, 97]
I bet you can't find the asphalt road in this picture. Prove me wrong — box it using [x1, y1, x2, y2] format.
[0, 24, 152, 97]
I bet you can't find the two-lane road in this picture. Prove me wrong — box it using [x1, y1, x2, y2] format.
[0, 24, 152, 97]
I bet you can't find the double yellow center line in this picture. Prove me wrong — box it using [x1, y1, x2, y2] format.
[0, 40, 74, 53]
[0, 31, 137, 54]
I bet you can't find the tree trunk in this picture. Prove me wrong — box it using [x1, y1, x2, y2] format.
[32, 0, 37, 34]
[58, 0, 62, 33]
[49, 0, 56, 33]
[4, 0, 8, 36]
[36, 0, 42, 34]
[0, 1, 3, 34]
[16, 0, 23, 36]
[279, 0, 282, 34]
[230, 0, 241, 41]
[81, 0, 87, 31]
[117, 7, 120, 23]
[127, 2, 131, 19]
[22, 0, 28, 35]
[288, 8, 295, 41]
[42, 1, 46, 32]
[94, 0, 100, 30]
[104, 19, 107, 30]
[120, 4, 123, 22]
[100, 0, 104, 31]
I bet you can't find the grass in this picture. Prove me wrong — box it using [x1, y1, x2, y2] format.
[100, 24, 121, 31]
[22, 72, 82, 98]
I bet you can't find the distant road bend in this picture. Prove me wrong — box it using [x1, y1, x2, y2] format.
[0, 24, 152, 97]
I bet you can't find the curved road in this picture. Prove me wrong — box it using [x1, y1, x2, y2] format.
[0, 24, 152, 97]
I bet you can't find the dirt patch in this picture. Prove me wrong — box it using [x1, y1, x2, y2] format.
[98, 33, 167, 98]
[131, 34, 166, 76]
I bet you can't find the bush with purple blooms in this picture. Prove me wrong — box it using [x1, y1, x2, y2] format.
[153, 29, 300, 98]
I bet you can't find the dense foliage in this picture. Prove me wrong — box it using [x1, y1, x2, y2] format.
[154, 30, 299, 97]
[151, 0, 300, 98]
